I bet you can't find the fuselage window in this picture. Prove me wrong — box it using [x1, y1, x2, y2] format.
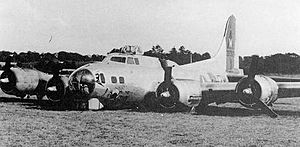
[119, 77, 124, 84]
[127, 57, 135, 64]
[111, 76, 117, 83]
[110, 57, 126, 63]
[134, 58, 139, 65]
[100, 73, 105, 83]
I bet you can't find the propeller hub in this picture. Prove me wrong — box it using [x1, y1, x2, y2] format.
[242, 88, 253, 95]
[0, 78, 9, 83]
[45, 76, 68, 102]
[160, 91, 171, 98]
[47, 86, 57, 92]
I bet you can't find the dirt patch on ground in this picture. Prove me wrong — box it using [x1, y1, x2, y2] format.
[0, 96, 300, 146]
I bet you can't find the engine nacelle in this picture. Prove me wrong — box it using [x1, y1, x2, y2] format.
[45, 75, 69, 102]
[156, 80, 202, 109]
[235, 75, 278, 109]
[0, 68, 52, 97]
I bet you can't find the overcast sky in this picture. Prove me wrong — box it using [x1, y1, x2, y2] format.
[1, 0, 300, 56]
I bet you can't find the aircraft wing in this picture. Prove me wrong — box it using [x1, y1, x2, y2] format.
[228, 74, 300, 82]
[194, 79, 300, 117]
[201, 82, 237, 91]
[228, 74, 300, 97]
[277, 82, 300, 98]
[200, 81, 300, 102]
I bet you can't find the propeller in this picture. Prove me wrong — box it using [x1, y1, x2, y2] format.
[45, 59, 68, 102]
[3, 56, 13, 71]
[0, 56, 14, 84]
[239, 55, 278, 118]
[155, 59, 179, 109]
[248, 55, 259, 80]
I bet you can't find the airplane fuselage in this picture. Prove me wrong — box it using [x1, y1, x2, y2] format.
[67, 52, 232, 109]
[84, 58, 164, 101]
[67, 53, 169, 108]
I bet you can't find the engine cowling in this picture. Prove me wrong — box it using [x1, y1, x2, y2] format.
[235, 75, 278, 109]
[0, 68, 51, 97]
[155, 80, 202, 110]
[45, 75, 69, 102]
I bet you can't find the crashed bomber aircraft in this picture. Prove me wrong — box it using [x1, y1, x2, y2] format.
[1, 15, 300, 118]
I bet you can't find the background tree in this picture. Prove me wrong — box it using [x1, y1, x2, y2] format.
[1, 49, 300, 75]
[144, 45, 211, 65]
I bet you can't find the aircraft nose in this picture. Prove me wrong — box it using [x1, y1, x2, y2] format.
[69, 68, 95, 96]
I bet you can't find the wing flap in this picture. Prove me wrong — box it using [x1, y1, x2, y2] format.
[201, 82, 237, 91]
[277, 82, 300, 98]
[277, 82, 300, 89]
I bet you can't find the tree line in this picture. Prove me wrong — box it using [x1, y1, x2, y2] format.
[0, 51, 105, 73]
[108, 45, 211, 65]
[240, 53, 300, 75]
[143, 45, 211, 65]
[0, 51, 105, 63]
[1, 49, 300, 75]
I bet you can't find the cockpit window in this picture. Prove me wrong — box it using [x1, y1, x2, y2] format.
[110, 57, 126, 63]
[134, 58, 139, 65]
[127, 57, 135, 64]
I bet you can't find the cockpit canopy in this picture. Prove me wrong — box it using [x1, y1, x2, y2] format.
[102, 53, 178, 68]
[109, 56, 140, 65]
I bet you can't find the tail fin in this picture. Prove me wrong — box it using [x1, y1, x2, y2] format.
[179, 15, 242, 75]
[213, 15, 239, 74]
[224, 15, 236, 73]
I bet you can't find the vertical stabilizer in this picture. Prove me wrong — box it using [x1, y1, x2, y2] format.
[178, 15, 242, 78]
[225, 15, 236, 73]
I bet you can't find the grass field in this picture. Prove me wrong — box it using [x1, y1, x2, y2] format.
[0, 94, 300, 146]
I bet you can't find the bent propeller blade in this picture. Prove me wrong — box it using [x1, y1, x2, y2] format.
[246, 94, 278, 118]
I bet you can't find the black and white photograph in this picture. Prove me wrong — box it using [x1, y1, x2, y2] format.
[0, 0, 300, 146]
